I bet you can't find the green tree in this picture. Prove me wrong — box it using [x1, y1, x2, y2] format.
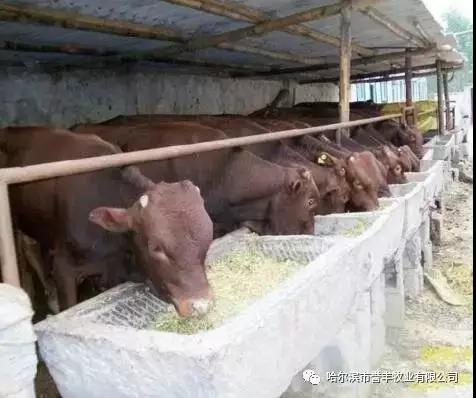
[427, 9, 473, 96]
[444, 8, 473, 91]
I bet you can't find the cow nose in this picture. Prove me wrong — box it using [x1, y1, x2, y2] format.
[174, 297, 214, 318]
[191, 299, 214, 316]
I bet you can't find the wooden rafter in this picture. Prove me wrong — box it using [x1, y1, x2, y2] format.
[0, 3, 323, 66]
[157, 0, 381, 57]
[349, 68, 462, 84]
[160, 0, 376, 57]
[233, 46, 440, 78]
[158, 3, 342, 57]
[412, 20, 433, 46]
[0, 40, 272, 72]
[299, 61, 463, 84]
[359, 7, 428, 47]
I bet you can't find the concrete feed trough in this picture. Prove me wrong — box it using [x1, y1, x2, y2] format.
[407, 172, 444, 206]
[35, 206, 406, 398]
[426, 134, 456, 160]
[36, 234, 364, 398]
[315, 199, 405, 288]
[389, 182, 425, 239]
[33, 150, 448, 398]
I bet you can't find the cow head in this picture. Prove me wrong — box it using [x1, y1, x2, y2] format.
[245, 167, 319, 235]
[89, 178, 214, 318]
[400, 145, 421, 172]
[375, 146, 407, 184]
[315, 152, 350, 214]
[344, 151, 390, 211]
[397, 125, 424, 159]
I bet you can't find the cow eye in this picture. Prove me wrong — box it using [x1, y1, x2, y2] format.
[353, 180, 363, 190]
[308, 198, 316, 207]
[395, 165, 402, 173]
[339, 168, 346, 176]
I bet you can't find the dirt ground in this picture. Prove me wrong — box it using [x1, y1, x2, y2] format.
[372, 173, 474, 397]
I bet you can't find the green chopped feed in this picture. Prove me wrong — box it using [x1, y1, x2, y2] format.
[378, 201, 392, 210]
[154, 248, 305, 334]
[343, 219, 369, 237]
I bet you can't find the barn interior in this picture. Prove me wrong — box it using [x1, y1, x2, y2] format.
[0, 1, 470, 398]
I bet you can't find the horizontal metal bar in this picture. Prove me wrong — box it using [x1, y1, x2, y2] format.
[0, 114, 402, 185]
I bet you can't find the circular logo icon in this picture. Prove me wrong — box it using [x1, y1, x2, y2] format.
[309, 374, 321, 385]
[302, 369, 315, 382]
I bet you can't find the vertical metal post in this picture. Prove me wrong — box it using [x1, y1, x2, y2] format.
[338, 2, 352, 146]
[0, 183, 20, 287]
[443, 72, 451, 130]
[436, 60, 445, 135]
[405, 49, 413, 125]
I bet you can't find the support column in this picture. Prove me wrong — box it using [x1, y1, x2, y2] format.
[0, 183, 20, 287]
[405, 49, 413, 126]
[436, 60, 445, 135]
[338, 3, 352, 146]
[443, 72, 451, 130]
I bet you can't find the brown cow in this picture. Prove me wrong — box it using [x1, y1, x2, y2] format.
[248, 118, 387, 212]
[267, 104, 424, 159]
[73, 122, 319, 236]
[286, 134, 389, 211]
[192, 116, 350, 215]
[0, 127, 214, 317]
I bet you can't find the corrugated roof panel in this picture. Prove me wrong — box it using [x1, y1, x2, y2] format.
[0, 0, 465, 77]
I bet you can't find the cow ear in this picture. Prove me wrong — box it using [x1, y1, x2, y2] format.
[382, 146, 393, 157]
[316, 152, 335, 167]
[89, 207, 132, 233]
[297, 167, 312, 181]
[290, 178, 303, 194]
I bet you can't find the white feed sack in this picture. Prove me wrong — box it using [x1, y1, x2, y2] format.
[0, 284, 37, 398]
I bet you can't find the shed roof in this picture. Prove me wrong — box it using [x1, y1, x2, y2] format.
[0, 0, 464, 80]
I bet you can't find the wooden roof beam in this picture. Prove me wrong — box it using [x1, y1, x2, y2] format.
[0, 3, 322, 66]
[412, 19, 433, 46]
[299, 61, 462, 84]
[359, 7, 428, 47]
[161, 0, 376, 57]
[234, 46, 440, 78]
[0, 40, 271, 72]
[158, 0, 382, 57]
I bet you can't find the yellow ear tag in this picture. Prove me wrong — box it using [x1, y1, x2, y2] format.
[317, 154, 328, 165]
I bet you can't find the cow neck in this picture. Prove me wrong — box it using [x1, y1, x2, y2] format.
[301, 135, 350, 159]
[228, 149, 287, 202]
[272, 143, 308, 166]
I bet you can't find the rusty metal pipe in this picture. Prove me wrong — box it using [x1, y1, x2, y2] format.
[0, 114, 402, 185]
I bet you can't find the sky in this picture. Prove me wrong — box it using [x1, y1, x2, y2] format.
[422, 0, 474, 26]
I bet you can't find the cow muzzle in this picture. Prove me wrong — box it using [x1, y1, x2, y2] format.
[173, 296, 214, 318]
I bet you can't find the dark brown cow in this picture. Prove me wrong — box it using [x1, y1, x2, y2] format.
[73, 122, 319, 236]
[265, 104, 424, 159]
[286, 133, 390, 211]
[248, 118, 387, 211]
[246, 118, 350, 214]
[193, 116, 351, 215]
[0, 127, 214, 317]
